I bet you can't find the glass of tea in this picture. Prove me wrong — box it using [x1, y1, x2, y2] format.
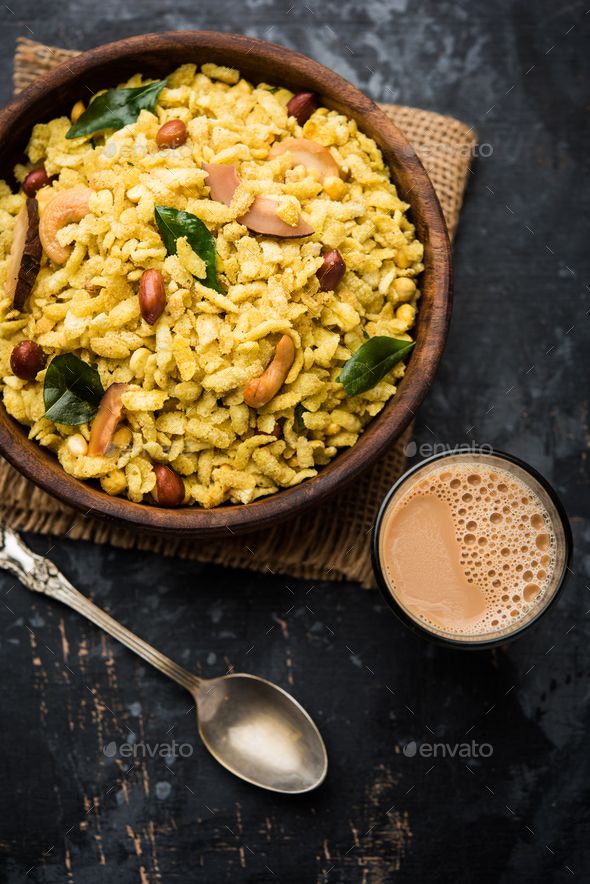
[371, 448, 572, 648]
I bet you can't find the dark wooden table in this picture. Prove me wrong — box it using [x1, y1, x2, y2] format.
[1, 2, 588, 881]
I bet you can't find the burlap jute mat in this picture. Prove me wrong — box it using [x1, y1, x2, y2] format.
[1, 37, 476, 587]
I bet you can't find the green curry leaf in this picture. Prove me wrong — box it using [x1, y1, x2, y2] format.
[337, 336, 415, 397]
[43, 354, 104, 425]
[294, 403, 308, 433]
[66, 80, 167, 138]
[154, 205, 222, 293]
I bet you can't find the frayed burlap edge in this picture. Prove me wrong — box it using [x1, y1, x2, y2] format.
[1, 37, 476, 588]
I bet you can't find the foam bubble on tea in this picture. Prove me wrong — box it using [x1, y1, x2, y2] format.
[378, 456, 566, 641]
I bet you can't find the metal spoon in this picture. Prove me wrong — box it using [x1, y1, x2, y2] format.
[0, 527, 327, 793]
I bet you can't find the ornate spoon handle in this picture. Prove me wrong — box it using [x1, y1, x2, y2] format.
[0, 526, 199, 694]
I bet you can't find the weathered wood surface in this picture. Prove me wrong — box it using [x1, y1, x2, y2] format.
[0, 0, 589, 881]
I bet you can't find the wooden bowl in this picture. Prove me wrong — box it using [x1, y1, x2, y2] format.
[0, 31, 452, 538]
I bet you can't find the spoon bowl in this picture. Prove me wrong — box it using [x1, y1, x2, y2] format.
[196, 674, 328, 793]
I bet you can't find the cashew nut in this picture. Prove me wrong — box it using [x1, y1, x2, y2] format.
[39, 186, 92, 264]
[243, 335, 296, 408]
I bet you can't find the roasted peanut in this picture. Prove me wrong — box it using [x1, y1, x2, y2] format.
[243, 335, 295, 408]
[138, 269, 166, 325]
[88, 383, 126, 457]
[392, 277, 416, 300]
[287, 91, 317, 125]
[112, 426, 133, 449]
[156, 119, 188, 149]
[71, 100, 85, 124]
[23, 167, 53, 197]
[153, 464, 185, 507]
[10, 340, 46, 380]
[317, 249, 346, 291]
[39, 186, 92, 264]
[396, 303, 416, 327]
[66, 434, 88, 456]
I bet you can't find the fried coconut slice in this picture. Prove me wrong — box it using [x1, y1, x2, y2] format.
[6, 198, 42, 311]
